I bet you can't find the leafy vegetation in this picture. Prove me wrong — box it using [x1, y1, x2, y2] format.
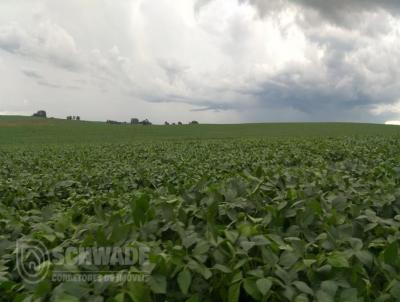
[1, 118, 400, 301]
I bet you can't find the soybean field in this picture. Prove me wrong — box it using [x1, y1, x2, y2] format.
[1, 117, 400, 301]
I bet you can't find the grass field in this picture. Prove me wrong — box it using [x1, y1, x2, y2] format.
[1, 115, 400, 145]
[1, 116, 400, 301]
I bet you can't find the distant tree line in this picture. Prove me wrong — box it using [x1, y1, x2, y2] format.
[32, 110, 199, 126]
[106, 118, 152, 125]
[106, 118, 199, 126]
[32, 110, 47, 118]
[106, 120, 127, 125]
[67, 116, 80, 120]
[164, 121, 199, 125]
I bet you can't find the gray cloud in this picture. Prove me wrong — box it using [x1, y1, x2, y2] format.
[0, 21, 82, 71]
[21, 68, 83, 91]
[22, 69, 43, 79]
[237, 42, 400, 121]
[190, 104, 234, 112]
[194, 0, 214, 14]
[292, 0, 400, 27]
[1, 0, 400, 124]
[0, 24, 23, 53]
[212, 0, 400, 122]
[238, 0, 286, 17]
[158, 59, 189, 84]
[65, 85, 81, 90]
[37, 80, 61, 89]
[234, 0, 400, 29]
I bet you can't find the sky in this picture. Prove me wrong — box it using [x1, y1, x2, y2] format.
[1, 0, 400, 124]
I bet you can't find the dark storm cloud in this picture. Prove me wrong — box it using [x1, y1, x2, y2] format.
[226, 4, 400, 121]
[292, 0, 400, 27]
[239, 55, 393, 121]
[245, 79, 373, 121]
[216, 0, 400, 122]
[236, 0, 400, 27]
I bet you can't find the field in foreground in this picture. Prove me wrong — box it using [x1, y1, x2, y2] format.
[1, 118, 400, 301]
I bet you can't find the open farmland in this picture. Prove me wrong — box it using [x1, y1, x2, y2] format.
[1, 117, 400, 301]
[2, 116, 400, 144]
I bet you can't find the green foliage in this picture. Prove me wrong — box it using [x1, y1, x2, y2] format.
[1, 130, 400, 301]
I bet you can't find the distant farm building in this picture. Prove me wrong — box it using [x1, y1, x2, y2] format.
[131, 118, 139, 125]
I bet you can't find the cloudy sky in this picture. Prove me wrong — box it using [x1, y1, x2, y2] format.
[1, 0, 400, 124]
